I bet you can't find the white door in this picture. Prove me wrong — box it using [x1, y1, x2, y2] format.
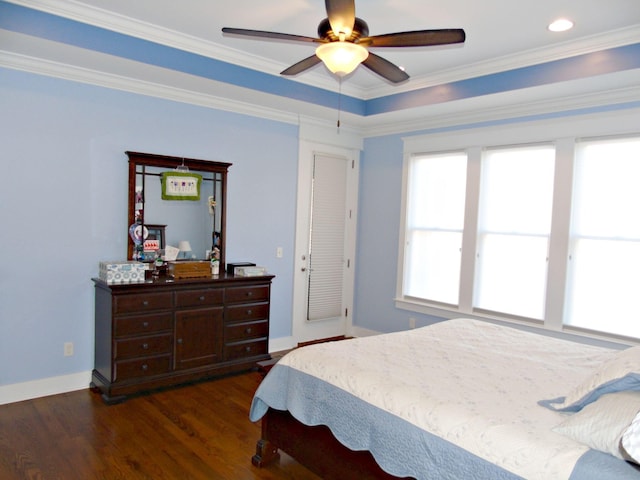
[292, 140, 359, 344]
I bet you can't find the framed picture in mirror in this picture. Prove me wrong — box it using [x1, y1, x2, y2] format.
[144, 224, 166, 251]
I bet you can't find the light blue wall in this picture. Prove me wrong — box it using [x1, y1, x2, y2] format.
[2, 65, 639, 388]
[0, 68, 297, 385]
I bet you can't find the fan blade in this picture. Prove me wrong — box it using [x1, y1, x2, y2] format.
[362, 29, 466, 47]
[222, 27, 322, 44]
[362, 52, 409, 84]
[281, 55, 322, 76]
[325, 0, 355, 36]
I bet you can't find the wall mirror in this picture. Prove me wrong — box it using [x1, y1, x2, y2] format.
[126, 151, 231, 268]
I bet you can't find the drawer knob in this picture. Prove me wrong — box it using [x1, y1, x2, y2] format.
[245, 346, 252, 352]
[177, 338, 183, 344]
[247, 309, 252, 315]
[199, 295, 205, 301]
[247, 291, 253, 297]
[142, 343, 149, 350]
[141, 364, 148, 371]
[143, 300, 149, 306]
[245, 327, 252, 334]
[142, 321, 149, 328]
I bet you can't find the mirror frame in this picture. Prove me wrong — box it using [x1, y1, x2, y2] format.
[126, 151, 231, 268]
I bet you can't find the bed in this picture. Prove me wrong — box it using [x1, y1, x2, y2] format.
[249, 318, 640, 479]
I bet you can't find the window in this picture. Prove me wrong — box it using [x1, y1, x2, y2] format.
[403, 152, 467, 305]
[564, 137, 640, 337]
[398, 114, 640, 340]
[474, 145, 555, 319]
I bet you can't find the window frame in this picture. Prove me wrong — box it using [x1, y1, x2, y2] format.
[396, 108, 640, 343]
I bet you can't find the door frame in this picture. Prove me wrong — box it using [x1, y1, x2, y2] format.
[292, 124, 362, 345]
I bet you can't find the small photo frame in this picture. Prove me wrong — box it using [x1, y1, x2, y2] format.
[144, 224, 166, 250]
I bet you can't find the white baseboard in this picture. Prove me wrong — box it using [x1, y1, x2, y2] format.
[0, 370, 92, 405]
[269, 336, 296, 354]
[1, 332, 377, 405]
[350, 325, 381, 337]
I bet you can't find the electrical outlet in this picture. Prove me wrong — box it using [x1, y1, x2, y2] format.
[64, 342, 74, 357]
[409, 317, 416, 329]
[276, 247, 283, 258]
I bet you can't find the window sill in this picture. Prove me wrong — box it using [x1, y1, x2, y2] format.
[394, 297, 636, 349]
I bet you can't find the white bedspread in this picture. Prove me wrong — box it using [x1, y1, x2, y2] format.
[274, 319, 616, 479]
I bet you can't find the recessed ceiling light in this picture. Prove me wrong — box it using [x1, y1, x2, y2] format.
[548, 18, 574, 32]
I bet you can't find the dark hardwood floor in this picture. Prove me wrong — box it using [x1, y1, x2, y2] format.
[0, 371, 320, 480]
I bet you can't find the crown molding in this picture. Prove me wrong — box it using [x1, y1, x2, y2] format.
[362, 25, 640, 99]
[9, 0, 640, 102]
[0, 48, 304, 125]
[3, 42, 638, 141]
[361, 82, 640, 138]
[4, 0, 363, 98]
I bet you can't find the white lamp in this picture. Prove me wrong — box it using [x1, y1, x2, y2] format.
[316, 41, 369, 76]
[178, 240, 192, 259]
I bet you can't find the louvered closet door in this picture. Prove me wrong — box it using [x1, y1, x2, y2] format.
[292, 138, 358, 345]
[306, 153, 348, 321]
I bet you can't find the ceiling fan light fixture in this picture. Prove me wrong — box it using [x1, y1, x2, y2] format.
[315, 41, 369, 76]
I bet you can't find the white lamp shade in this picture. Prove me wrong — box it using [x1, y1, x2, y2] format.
[316, 41, 369, 76]
[178, 240, 192, 252]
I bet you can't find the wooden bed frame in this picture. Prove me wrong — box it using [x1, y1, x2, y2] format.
[252, 408, 412, 479]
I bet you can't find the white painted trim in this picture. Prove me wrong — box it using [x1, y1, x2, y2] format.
[8, 0, 640, 100]
[362, 25, 640, 99]
[364, 78, 640, 138]
[3, 0, 362, 97]
[403, 106, 640, 152]
[292, 133, 360, 344]
[0, 370, 92, 405]
[1, 30, 639, 137]
[0, 48, 301, 126]
[350, 325, 381, 338]
[398, 107, 640, 346]
[298, 116, 364, 149]
[269, 335, 296, 354]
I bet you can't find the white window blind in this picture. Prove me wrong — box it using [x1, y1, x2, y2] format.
[403, 152, 467, 305]
[307, 154, 348, 321]
[474, 145, 555, 319]
[565, 136, 640, 336]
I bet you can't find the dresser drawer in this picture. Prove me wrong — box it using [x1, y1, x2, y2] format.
[224, 339, 268, 361]
[176, 288, 224, 308]
[114, 313, 173, 337]
[225, 303, 269, 324]
[225, 286, 269, 304]
[114, 354, 171, 381]
[114, 333, 172, 360]
[114, 292, 173, 314]
[225, 320, 268, 343]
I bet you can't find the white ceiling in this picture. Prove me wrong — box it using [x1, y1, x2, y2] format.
[28, 0, 640, 98]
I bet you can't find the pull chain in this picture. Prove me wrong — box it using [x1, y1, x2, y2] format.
[337, 77, 342, 130]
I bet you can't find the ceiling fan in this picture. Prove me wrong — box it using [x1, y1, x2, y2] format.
[222, 0, 466, 84]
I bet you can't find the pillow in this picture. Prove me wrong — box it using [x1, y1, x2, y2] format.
[539, 345, 640, 412]
[622, 409, 640, 464]
[552, 391, 640, 459]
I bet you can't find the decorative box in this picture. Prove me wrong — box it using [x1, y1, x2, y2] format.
[99, 261, 146, 284]
[168, 261, 212, 279]
[226, 262, 256, 275]
[234, 266, 267, 277]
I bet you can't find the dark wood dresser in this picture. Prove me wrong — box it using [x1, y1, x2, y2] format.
[91, 274, 274, 403]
